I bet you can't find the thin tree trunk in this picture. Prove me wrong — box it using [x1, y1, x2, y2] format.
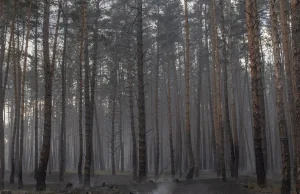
[195, 2, 203, 178]
[83, 0, 92, 188]
[78, 0, 84, 183]
[184, 0, 195, 180]
[220, 0, 234, 178]
[291, 0, 300, 192]
[166, 52, 175, 179]
[128, 63, 137, 179]
[34, 0, 39, 180]
[137, 0, 147, 181]
[59, 1, 68, 182]
[36, 0, 52, 190]
[154, 2, 160, 177]
[0, 0, 5, 188]
[18, 1, 32, 188]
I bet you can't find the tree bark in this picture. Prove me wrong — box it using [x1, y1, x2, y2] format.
[137, 0, 147, 181]
[34, 0, 39, 180]
[269, 1, 291, 193]
[78, 0, 84, 183]
[220, 0, 234, 178]
[83, 0, 92, 188]
[154, 2, 160, 178]
[245, 0, 266, 187]
[291, 0, 300, 192]
[59, 1, 68, 182]
[184, 0, 195, 180]
[36, 0, 52, 190]
[19, 1, 32, 188]
[211, 0, 226, 181]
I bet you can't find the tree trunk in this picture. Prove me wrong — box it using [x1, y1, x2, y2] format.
[137, 0, 147, 181]
[78, 0, 84, 183]
[34, 0, 39, 180]
[291, 0, 300, 192]
[59, 1, 68, 182]
[0, 0, 5, 188]
[166, 53, 175, 179]
[184, 0, 195, 180]
[83, 0, 92, 188]
[211, 0, 226, 181]
[110, 80, 117, 176]
[36, 0, 52, 190]
[220, 0, 234, 178]
[270, 1, 291, 192]
[174, 47, 182, 177]
[128, 63, 137, 179]
[18, 2, 32, 188]
[245, 0, 266, 187]
[154, 3, 160, 177]
[195, 2, 203, 178]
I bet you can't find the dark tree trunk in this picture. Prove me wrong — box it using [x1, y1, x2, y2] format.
[137, 0, 147, 181]
[154, 2, 160, 177]
[83, 0, 92, 188]
[291, 0, 300, 192]
[78, 0, 84, 183]
[184, 0, 195, 180]
[34, 0, 39, 180]
[245, 0, 266, 187]
[0, 0, 5, 189]
[220, 0, 234, 178]
[269, 0, 291, 193]
[36, 0, 52, 190]
[18, 2, 32, 188]
[59, 1, 68, 182]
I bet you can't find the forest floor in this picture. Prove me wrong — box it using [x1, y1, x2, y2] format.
[1, 170, 293, 194]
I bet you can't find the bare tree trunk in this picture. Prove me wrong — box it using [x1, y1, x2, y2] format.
[36, 0, 52, 190]
[195, 2, 203, 178]
[174, 47, 182, 177]
[137, 0, 147, 181]
[220, 0, 234, 178]
[279, 0, 297, 184]
[154, 2, 160, 177]
[0, 0, 6, 188]
[245, 0, 266, 187]
[166, 53, 175, 179]
[77, 0, 84, 183]
[128, 64, 137, 179]
[269, 1, 291, 192]
[83, 0, 92, 188]
[291, 0, 300, 192]
[184, 0, 195, 180]
[211, 0, 226, 181]
[59, 1, 68, 182]
[34, 0, 39, 180]
[18, 2, 32, 188]
[5, 0, 16, 184]
[111, 82, 117, 176]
